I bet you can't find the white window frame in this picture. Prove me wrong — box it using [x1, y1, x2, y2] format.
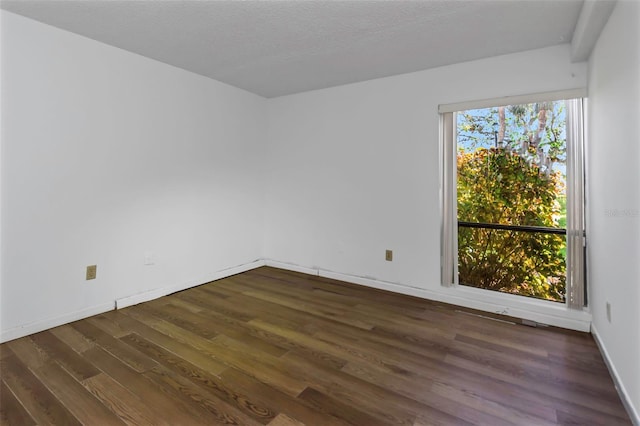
[439, 89, 587, 309]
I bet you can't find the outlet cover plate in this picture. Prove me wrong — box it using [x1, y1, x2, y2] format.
[86, 265, 97, 280]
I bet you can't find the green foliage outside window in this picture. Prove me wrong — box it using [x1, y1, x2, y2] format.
[456, 102, 567, 302]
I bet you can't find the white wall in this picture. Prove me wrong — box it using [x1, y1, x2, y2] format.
[587, 1, 640, 421]
[264, 44, 591, 330]
[0, 11, 266, 341]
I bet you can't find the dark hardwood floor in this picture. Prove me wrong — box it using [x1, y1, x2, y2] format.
[0, 266, 631, 425]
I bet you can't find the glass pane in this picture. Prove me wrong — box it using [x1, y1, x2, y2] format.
[458, 227, 566, 302]
[456, 101, 567, 302]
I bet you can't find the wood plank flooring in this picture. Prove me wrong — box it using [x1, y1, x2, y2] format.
[0, 266, 631, 425]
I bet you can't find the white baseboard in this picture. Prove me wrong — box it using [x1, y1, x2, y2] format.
[263, 259, 319, 276]
[0, 301, 115, 343]
[591, 324, 640, 425]
[115, 259, 265, 309]
[263, 261, 592, 332]
[0, 259, 265, 343]
[0, 258, 592, 341]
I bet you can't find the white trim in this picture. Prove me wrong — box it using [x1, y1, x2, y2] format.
[0, 259, 265, 343]
[440, 111, 456, 287]
[0, 258, 592, 341]
[263, 259, 319, 276]
[565, 98, 587, 308]
[0, 302, 115, 343]
[438, 88, 587, 113]
[115, 259, 265, 309]
[266, 261, 592, 332]
[591, 324, 640, 425]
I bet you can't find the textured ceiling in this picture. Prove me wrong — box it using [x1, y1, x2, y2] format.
[1, 0, 584, 98]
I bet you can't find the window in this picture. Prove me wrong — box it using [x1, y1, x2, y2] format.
[440, 93, 586, 308]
